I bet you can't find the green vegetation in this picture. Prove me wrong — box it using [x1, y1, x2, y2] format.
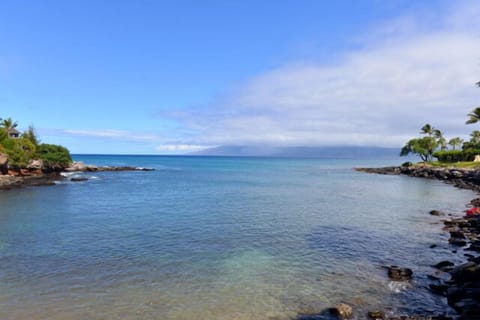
[400, 136, 438, 162]
[429, 161, 480, 169]
[37, 144, 72, 167]
[401, 81, 480, 164]
[0, 117, 72, 168]
[448, 137, 463, 150]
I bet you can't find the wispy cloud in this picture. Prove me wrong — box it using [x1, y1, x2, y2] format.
[161, 1, 480, 147]
[63, 129, 161, 142]
[37, 1, 480, 153]
[155, 144, 211, 152]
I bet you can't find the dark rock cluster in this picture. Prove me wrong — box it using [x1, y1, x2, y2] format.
[0, 160, 154, 190]
[356, 166, 480, 192]
[356, 166, 480, 319]
[429, 213, 480, 319]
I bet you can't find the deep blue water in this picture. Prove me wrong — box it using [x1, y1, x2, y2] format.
[0, 155, 475, 319]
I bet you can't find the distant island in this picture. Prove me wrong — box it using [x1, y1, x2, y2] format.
[190, 145, 402, 158]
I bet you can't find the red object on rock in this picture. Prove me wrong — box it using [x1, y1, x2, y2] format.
[465, 207, 480, 217]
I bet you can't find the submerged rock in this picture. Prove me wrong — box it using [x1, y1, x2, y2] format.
[448, 237, 467, 247]
[387, 266, 413, 281]
[70, 177, 88, 182]
[332, 303, 353, 319]
[430, 210, 445, 216]
[367, 310, 385, 319]
[451, 262, 480, 284]
[432, 260, 454, 271]
[429, 283, 449, 295]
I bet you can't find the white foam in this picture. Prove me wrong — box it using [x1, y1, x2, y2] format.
[388, 281, 412, 293]
[60, 171, 78, 177]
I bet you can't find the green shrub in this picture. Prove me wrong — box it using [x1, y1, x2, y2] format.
[433, 149, 480, 162]
[461, 149, 480, 161]
[0, 129, 7, 144]
[2, 137, 37, 167]
[401, 161, 413, 167]
[37, 144, 72, 167]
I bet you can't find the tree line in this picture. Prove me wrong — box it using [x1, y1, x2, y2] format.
[401, 82, 480, 163]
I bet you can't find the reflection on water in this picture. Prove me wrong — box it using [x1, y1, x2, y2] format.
[0, 156, 474, 319]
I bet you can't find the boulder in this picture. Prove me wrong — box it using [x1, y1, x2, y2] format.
[451, 262, 480, 284]
[332, 303, 353, 319]
[387, 266, 413, 281]
[70, 177, 88, 182]
[448, 237, 467, 247]
[367, 310, 385, 319]
[449, 230, 465, 239]
[430, 210, 445, 216]
[432, 260, 454, 270]
[429, 283, 449, 295]
[0, 153, 8, 174]
[27, 159, 44, 170]
[470, 198, 480, 207]
[65, 161, 87, 172]
[474, 155, 480, 162]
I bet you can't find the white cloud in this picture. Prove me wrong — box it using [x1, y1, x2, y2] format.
[63, 129, 161, 142]
[163, 1, 480, 147]
[155, 144, 211, 153]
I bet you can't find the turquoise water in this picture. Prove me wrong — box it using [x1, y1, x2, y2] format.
[0, 156, 475, 319]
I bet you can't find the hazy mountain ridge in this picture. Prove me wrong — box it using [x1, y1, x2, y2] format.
[190, 146, 402, 159]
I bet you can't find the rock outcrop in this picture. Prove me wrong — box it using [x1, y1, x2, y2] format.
[64, 161, 153, 172]
[356, 166, 480, 192]
[0, 153, 8, 174]
[1, 161, 154, 190]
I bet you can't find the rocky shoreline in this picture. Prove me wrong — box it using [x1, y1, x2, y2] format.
[345, 165, 480, 320]
[355, 166, 480, 192]
[0, 161, 154, 190]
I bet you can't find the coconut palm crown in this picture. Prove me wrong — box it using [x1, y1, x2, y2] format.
[0, 117, 18, 131]
[466, 107, 480, 125]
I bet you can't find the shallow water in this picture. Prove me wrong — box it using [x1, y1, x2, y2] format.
[0, 156, 475, 319]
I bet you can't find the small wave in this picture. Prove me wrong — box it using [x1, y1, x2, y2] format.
[388, 281, 412, 293]
[60, 171, 78, 177]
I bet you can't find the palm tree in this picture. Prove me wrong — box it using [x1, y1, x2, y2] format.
[0, 117, 18, 131]
[466, 107, 480, 125]
[433, 129, 447, 150]
[437, 136, 447, 150]
[448, 137, 463, 150]
[470, 130, 480, 144]
[420, 123, 434, 136]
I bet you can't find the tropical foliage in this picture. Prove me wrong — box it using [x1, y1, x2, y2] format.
[400, 135, 438, 162]
[402, 82, 480, 163]
[0, 116, 72, 168]
[466, 108, 480, 125]
[37, 144, 72, 166]
[448, 137, 463, 150]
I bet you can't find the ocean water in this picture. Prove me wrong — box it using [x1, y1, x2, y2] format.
[0, 155, 475, 319]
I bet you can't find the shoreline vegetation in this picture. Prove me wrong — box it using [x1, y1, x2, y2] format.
[0, 117, 154, 190]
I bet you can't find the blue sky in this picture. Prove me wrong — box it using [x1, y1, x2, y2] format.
[1, 0, 479, 154]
